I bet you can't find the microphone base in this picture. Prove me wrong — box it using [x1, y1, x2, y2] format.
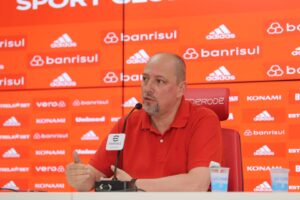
[95, 180, 136, 192]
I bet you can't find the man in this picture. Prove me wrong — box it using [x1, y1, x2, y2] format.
[66, 52, 222, 191]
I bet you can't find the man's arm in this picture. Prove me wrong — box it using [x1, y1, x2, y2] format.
[114, 166, 210, 192]
[66, 151, 107, 191]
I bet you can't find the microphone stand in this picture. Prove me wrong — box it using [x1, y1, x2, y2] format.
[95, 103, 142, 192]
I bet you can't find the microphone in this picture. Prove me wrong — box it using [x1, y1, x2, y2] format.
[95, 103, 142, 192]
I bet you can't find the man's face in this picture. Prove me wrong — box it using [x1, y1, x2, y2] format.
[141, 56, 183, 116]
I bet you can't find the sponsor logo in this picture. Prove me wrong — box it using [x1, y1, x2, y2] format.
[123, 97, 139, 107]
[292, 47, 300, 56]
[16, 0, 162, 11]
[206, 24, 235, 40]
[247, 95, 282, 102]
[228, 113, 234, 120]
[0, 75, 25, 88]
[288, 113, 300, 119]
[29, 52, 98, 67]
[254, 145, 275, 156]
[35, 165, 65, 173]
[104, 29, 177, 44]
[75, 149, 96, 155]
[0, 36, 26, 49]
[288, 148, 300, 154]
[2, 148, 20, 158]
[103, 72, 142, 84]
[254, 181, 272, 192]
[50, 33, 77, 48]
[35, 100, 67, 109]
[126, 49, 150, 64]
[0, 102, 30, 109]
[3, 116, 21, 127]
[33, 132, 69, 140]
[267, 22, 300, 35]
[229, 95, 239, 102]
[206, 66, 236, 82]
[50, 72, 77, 87]
[36, 118, 66, 124]
[183, 45, 260, 60]
[35, 183, 65, 189]
[75, 116, 105, 123]
[289, 185, 300, 191]
[253, 110, 274, 121]
[244, 129, 285, 137]
[296, 165, 300, 173]
[247, 166, 282, 172]
[0, 167, 29, 173]
[35, 150, 66, 156]
[81, 130, 99, 141]
[186, 97, 225, 106]
[2, 181, 19, 190]
[267, 64, 300, 77]
[111, 117, 121, 122]
[295, 93, 300, 101]
[72, 99, 109, 107]
[0, 134, 30, 140]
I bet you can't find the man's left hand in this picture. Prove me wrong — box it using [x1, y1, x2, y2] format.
[110, 165, 132, 181]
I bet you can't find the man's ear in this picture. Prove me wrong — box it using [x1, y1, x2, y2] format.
[177, 81, 186, 98]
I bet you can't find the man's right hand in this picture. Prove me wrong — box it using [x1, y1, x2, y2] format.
[66, 151, 100, 191]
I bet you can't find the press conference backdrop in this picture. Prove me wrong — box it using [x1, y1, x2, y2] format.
[0, 0, 299, 192]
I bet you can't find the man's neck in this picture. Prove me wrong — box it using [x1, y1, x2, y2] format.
[150, 99, 182, 135]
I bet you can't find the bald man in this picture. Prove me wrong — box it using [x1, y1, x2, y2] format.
[66, 53, 222, 191]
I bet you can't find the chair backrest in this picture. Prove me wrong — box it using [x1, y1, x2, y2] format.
[185, 88, 244, 192]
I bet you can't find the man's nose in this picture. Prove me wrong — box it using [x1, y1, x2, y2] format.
[143, 80, 154, 93]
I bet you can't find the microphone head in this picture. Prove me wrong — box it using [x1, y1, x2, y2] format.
[135, 103, 142, 110]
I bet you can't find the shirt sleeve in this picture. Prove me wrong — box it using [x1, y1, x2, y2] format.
[89, 118, 125, 177]
[187, 107, 223, 171]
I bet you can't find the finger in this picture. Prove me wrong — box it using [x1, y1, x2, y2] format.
[73, 150, 81, 163]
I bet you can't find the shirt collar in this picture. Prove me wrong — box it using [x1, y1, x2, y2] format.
[141, 97, 190, 131]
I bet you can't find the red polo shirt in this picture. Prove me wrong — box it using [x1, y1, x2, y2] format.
[90, 98, 222, 179]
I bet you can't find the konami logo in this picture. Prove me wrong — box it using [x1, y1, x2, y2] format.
[0, 36, 26, 49]
[247, 95, 282, 102]
[35, 118, 66, 124]
[0, 75, 25, 89]
[29, 52, 98, 67]
[17, 0, 162, 11]
[35, 165, 65, 173]
[103, 72, 142, 84]
[34, 99, 67, 109]
[35, 150, 66, 156]
[247, 166, 282, 172]
[103, 29, 177, 44]
[183, 45, 260, 60]
[35, 183, 65, 189]
[267, 64, 300, 77]
[267, 22, 300, 35]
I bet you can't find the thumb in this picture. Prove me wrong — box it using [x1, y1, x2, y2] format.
[73, 150, 81, 163]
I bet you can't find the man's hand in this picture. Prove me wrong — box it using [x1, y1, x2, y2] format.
[66, 151, 97, 191]
[110, 165, 132, 181]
